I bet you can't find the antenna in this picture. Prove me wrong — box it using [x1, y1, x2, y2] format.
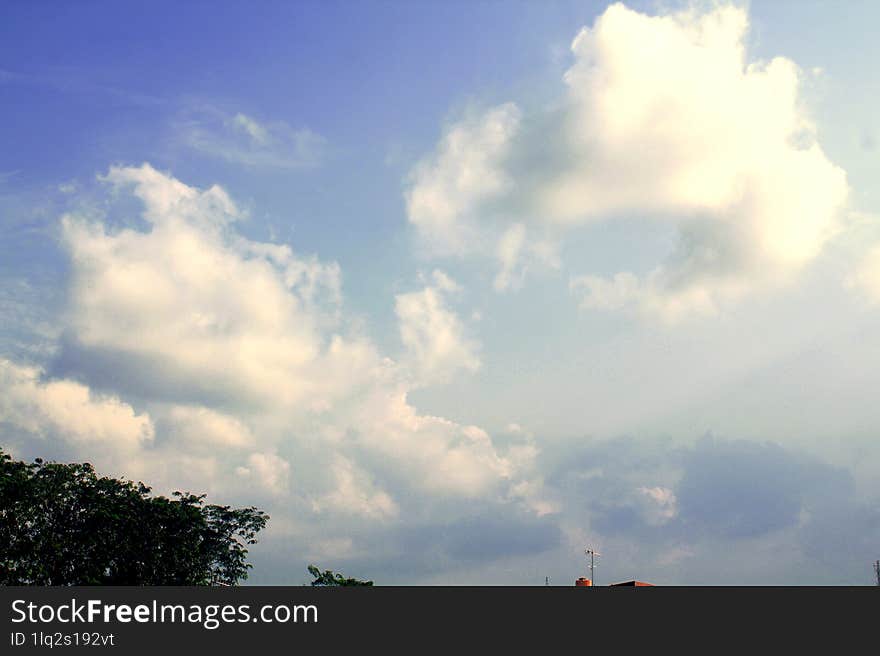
[546, 576, 550, 586]
[874, 560, 879, 586]
[585, 547, 600, 585]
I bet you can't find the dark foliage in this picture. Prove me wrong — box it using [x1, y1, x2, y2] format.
[307, 564, 373, 586]
[0, 448, 268, 586]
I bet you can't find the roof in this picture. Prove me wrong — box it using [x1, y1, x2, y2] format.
[608, 580, 654, 586]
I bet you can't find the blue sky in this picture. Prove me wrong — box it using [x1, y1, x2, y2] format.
[2, 1, 880, 585]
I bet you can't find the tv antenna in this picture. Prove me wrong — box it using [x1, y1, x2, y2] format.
[585, 547, 600, 585]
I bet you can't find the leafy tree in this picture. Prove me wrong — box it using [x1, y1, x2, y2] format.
[0, 448, 268, 585]
[307, 564, 373, 586]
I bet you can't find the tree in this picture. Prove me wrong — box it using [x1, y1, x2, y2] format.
[0, 448, 268, 585]
[307, 564, 373, 586]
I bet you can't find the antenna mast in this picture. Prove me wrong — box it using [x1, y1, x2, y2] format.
[585, 547, 600, 585]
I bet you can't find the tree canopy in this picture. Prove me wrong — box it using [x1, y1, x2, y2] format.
[0, 448, 268, 586]
[307, 564, 373, 586]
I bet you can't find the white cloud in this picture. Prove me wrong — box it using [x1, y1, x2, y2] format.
[570, 269, 720, 322]
[310, 456, 399, 520]
[494, 223, 527, 291]
[164, 405, 254, 448]
[0, 358, 153, 449]
[395, 270, 481, 386]
[0, 164, 537, 545]
[637, 485, 678, 525]
[100, 162, 241, 225]
[406, 2, 849, 320]
[405, 103, 521, 256]
[180, 106, 325, 169]
[64, 163, 347, 412]
[231, 113, 270, 145]
[347, 387, 518, 497]
[235, 452, 291, 496]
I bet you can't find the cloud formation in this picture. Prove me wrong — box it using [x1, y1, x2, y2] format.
[395, 270, 481, 386]
[0, 359, 153, 449]
[1, 164, 544, 570]
[406, 2, 849, 320]
[405, 103, 521, 257]
[180, 106, 325, 169]
[541, 434, 876, 584]
[1, 162, 875, 583]
[61, 164, 347, 412]
[2, 2, 876, 585]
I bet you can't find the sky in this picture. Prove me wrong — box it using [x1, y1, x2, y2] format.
[1, 0, 879, 585]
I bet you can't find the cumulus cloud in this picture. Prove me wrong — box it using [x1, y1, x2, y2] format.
[235, 452, 291, 496]
[405, 2, 849, 320]
[310, 456, 399, 520]
[0, 164, 540, 575]
[163, 405, 254, 448]
[636, 486, 678, 525]
[0, 358, 153, 449]
[348, 388, 544, 501]
[179, 105, 325, 169]
[395, 270, 481, 386]
[62, 163, 347, 412]
[300, 434, 875, 585]
[405, 103, 521, 257]
[493, 224, 561, 292]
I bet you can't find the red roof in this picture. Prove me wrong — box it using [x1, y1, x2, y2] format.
[609, 580, 654, 586]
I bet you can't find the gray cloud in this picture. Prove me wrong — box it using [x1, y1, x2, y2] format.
[532, 434, 879, 583]
[247, 505, 563, 585]
[49, 336, 265, 411]
[675, 437, 853, 539]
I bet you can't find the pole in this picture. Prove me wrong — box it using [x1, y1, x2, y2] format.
[585, 547, 600, 586]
